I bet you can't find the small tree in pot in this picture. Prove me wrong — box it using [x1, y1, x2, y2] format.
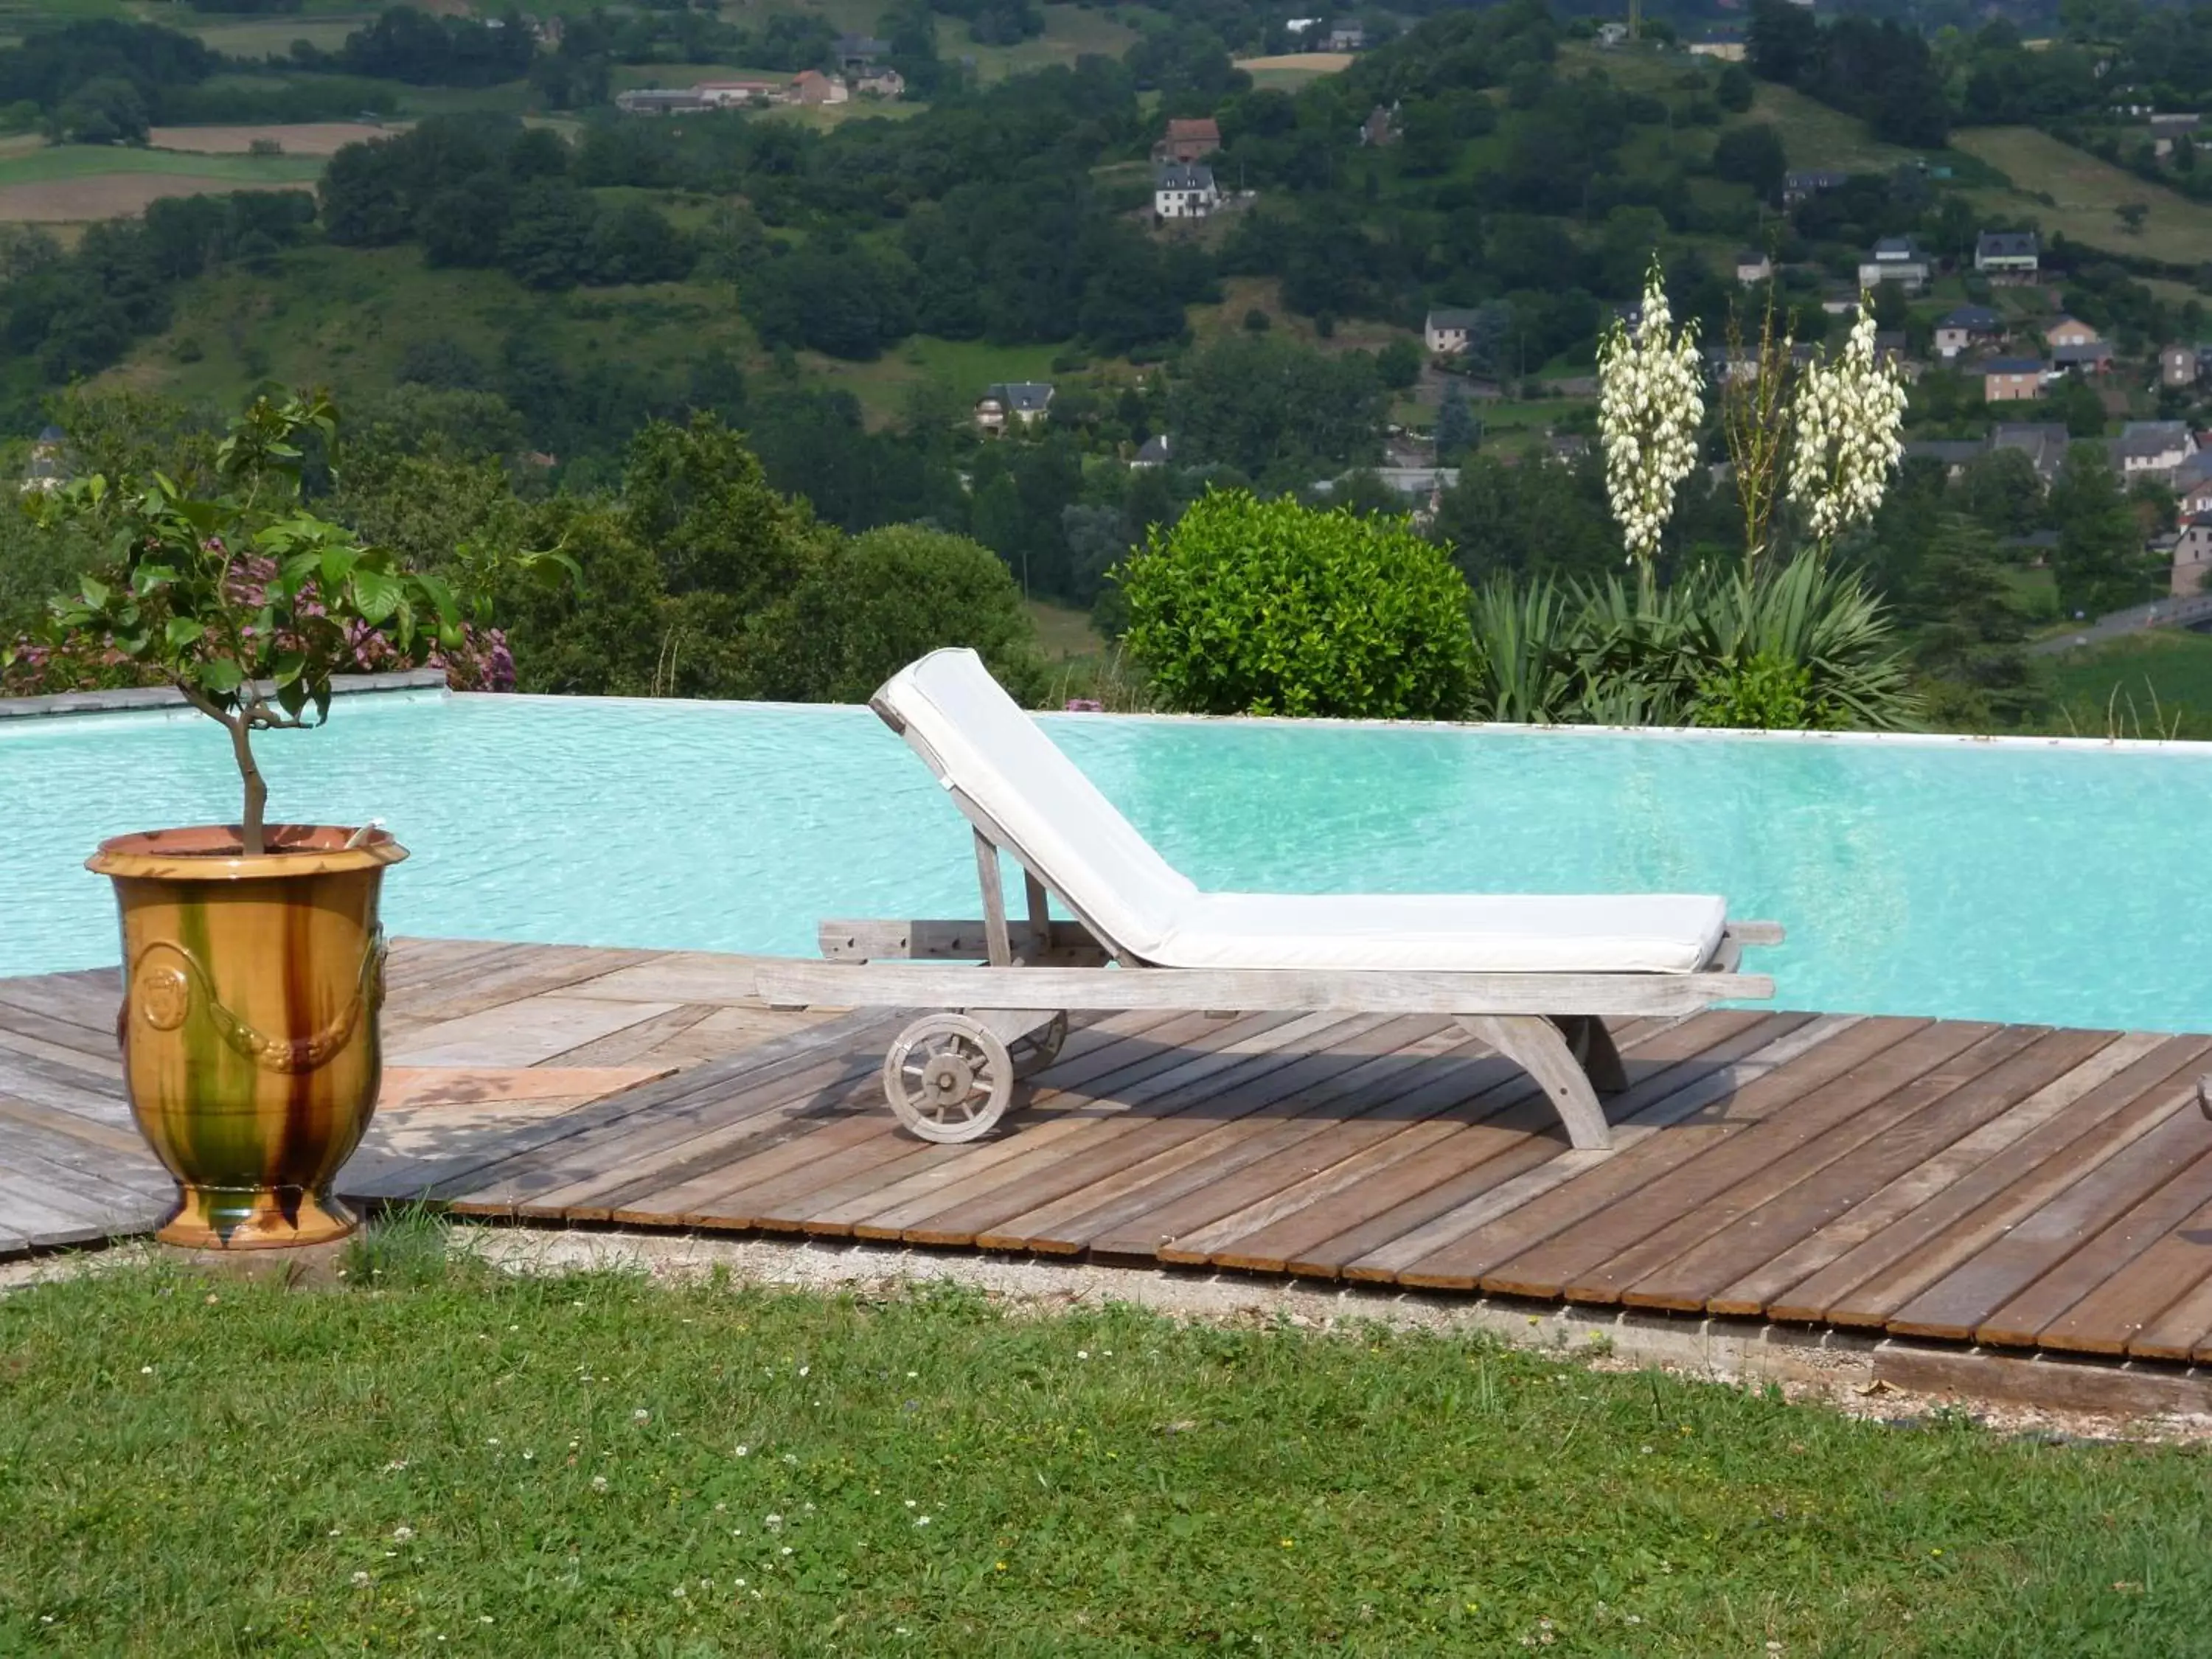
[5, 392, 565, 1251]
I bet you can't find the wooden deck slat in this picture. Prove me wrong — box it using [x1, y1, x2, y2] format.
[2115, 1238, 2212, 1362]
[1611, 1026, 2120, 1313]
[1704, 1031, 2178, 1319]
[1360, 1012, 1834, 1288]
[784, 1014, 1384, 1239]
[1390, 1015, 1921, 1297]
[613, 1009, 1224, 1228]
[1885, 1104, 2212, 1342]
[564, 1010, 1182, 1225]
[859, 1016, 1445, 1246]
[1769, 1039, 2211, 1329]
[1979, 1154, 2212, 1353]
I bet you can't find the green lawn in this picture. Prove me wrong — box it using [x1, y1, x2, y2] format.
[0, 144, 323, 185]
[173, 13, 369, 56]
[2042, 629, 2212, 738]
[4, 1234, 2211, 1655]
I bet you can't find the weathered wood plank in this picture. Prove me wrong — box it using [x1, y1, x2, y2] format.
[1706, 1032, 2180, 1320]
[1348, 1012, 1832, 1287]
[389, 996, 683, 1068]
[1886, 1105, 2212, 1342]
[1769, 1039, 2210, 1328]
[378, 1066, 672, 1111]
[1608, 1026, 2115, 1313]
[1972, 1147, 2212, 1351]
[2118, 1244, 2212, 1362]
[1388, 1015, 1919, 1297]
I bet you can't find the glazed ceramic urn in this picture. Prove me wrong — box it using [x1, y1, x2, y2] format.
[87, 824, 407, 1250]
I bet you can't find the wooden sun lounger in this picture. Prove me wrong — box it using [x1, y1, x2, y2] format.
[751, 653, 1781, 1151]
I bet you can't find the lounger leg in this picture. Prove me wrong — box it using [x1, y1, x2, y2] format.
[1457, 1014, 1614, 1152]
[1557, 1015, 1629, 1094]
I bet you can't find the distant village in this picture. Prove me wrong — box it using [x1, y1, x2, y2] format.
[615, 33, 905, 113]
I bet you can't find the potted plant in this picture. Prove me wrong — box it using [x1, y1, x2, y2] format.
[8, 392, 555, 1250]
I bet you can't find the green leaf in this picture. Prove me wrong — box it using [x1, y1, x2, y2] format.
[320, 546, 364, 590]
[164, 617, 206, 650]
[78, 574, 111, 609]
[351, 566, 402, 624]
[198, 658, 244, 695]
[276, 674, 307, 719]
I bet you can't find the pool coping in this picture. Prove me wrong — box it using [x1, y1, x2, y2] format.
[0, 668, 449, 720]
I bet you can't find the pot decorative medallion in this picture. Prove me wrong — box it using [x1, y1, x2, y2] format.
[88, 825, 408, 1249]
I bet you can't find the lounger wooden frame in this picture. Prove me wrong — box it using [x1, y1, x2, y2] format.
[754, 695, 1781, 1151]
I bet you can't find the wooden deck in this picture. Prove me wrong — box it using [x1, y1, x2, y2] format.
[9, 941, 2212, 1370]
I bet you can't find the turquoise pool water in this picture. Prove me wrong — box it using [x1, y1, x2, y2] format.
[1, 690, 2205, 1032]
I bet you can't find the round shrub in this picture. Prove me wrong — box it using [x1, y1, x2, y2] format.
[1117, 488, 1476, 718]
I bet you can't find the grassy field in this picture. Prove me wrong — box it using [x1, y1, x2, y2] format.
[4, 1234, 2211, 1655]
[1232, 50, 1351, 91]
[942, 2, 1150, 82]
[1952, 125, 2212, 268]
[0, 144, 322, 185]
[2042, 629, 2212, 738]
[174, 13, 369, 56]
[799, 334, 1069, 426]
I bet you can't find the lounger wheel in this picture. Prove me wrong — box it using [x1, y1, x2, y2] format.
[1008, 1010, 1068, 1079]
[883, 1013, 1014, 1144]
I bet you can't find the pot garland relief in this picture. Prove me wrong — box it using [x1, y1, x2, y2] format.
[1597, 263, 1706, 571]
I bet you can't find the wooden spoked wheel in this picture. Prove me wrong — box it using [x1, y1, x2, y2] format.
[883, 1013, 1014, 1144]
[1009, 1011, 1068, 1079]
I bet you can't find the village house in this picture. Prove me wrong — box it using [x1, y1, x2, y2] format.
[788, 70, 848, 105]
[853, 66, 905, 97]
[1902, 439, 1985, 479]
[615, 88, 708, 114]
[1425, 308, 1484, 355]
[1990, 422, 2073, 483]
[1783, 169, 1849, 206]
[2117, 420, 2194, 479]
[1935, 305, 2003, 359]
[1152, 117, 1221, 164]
[2163, 344, 2202, 388]
[694, 79, 781, 107]
[1130, 434, 1172, 468]
[1858, 236, 1932, 291]
[2052, 339, 2115, 376]
[835, 33, 888, 72]
[1979, 358, 2047, 403]
[2172, 512, 2212, 594]
[1733, 249, 1773, 285]
[2046, 316, 2100, 349]
[2150, 112, 2201, 158]
[1973, 229, 2039, 282]
[974, 383, 1054, 435]
[1153, 161, 1220, 219]
[1328, 22, 1367, 50]
[2180, 473, 2212, 518]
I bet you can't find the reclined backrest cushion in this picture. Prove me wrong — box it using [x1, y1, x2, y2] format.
[874, 648, 1196, 960]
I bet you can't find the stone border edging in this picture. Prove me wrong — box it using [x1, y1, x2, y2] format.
[0, 668, 449, 720]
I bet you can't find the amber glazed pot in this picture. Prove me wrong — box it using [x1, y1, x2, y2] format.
[86, 824, 408, 1250]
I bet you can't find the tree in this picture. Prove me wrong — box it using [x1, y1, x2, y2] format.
[499, 181, 598, 291]
[1715, 63, 1756, 112]
[1711, 123, 1787, 204]
[1910, 515, 2045, 730]
[743, 526, 1046, 704]
[1119, 489, 1477, 718]
[2050, 444, 2149, 617]
[1375, 337, 1423, 391]
[1169, 335, 1385, 489]
[1435, 380, 1477, 463]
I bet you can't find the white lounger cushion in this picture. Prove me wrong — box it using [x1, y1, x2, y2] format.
[874, 648, 1728, 975]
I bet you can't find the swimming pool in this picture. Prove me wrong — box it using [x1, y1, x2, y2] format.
[1, 689, 2205, 1033]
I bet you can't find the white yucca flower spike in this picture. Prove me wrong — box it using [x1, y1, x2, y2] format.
[1788, 291, 1908, 550]
[1598, 260, 1706, 569]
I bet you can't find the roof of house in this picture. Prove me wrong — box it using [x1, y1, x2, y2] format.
[835, 33, 888, 55]
[1155, 161, 1216, 190]
[2125, 420, 2191, 442]
[2172, 451, 2212, 488]
[1870, 235, 1928, 260]
[2118, 426, 2193, 461]
[1980, 358, 2046, 375]
[1134, 434, 1170, 464]
[982, 381, 1054, 413]
[1164, 117, 1220, 144]
[2053, 341, 2114, 364]
[34, 425, 61, 443]
[1734, 248, 1771, 265]
[1426, 308, 1486, 330]
[1993, 422, 2070, 445]
[1785, 168, 1850, 187]
[1976, 230, 2039, 260]
[2046, 316, 2096, 337]
[1904, 439, 1986, 465]
[1940, 305, 2002, 330]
